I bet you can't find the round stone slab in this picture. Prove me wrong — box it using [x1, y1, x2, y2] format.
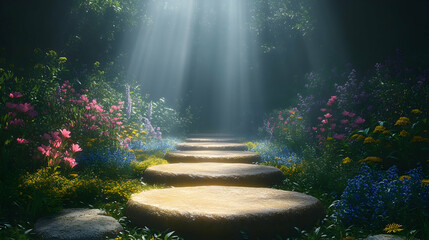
[176, 142, 248, 151]
[126, 186, 324, 239]
[185, 137, 240, 143]
[34, 208, 123, 240]
[165, 150, 260, 163]
[188, 133, 234, 138]
[143, 163, 283, 187]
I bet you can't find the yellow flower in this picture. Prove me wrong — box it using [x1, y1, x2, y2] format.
[342, 237, 355, 240]
[399, 130, 409, 137]
[351, 134, 365, 140]
[58, 57, 67, 63]
[297, 117, 303, 119]
[394, 117, 411, 126]
[411, 109, 422, 114]
[364, 137, 376, 144]
[382, 130, 391, 134]
[69, 174, 78, 178]
[399, 175, 411, 181]
[411, 136, 429, 143]
[421, 179, 429, 185]
[373, 125, 386, 133]
[359, 156, 383, 163]
[327, 137, 333, 141]
[383, 223, 403, 233]
[342, 157, 352, 164]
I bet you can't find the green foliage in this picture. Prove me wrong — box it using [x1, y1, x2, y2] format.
[250, 0, 314, 52]
[130, 156, 168, 176]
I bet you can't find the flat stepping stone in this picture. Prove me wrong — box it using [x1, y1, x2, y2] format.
[34, 208, 123, 240]
[142, 163, 283, 187]
[165, 150, 260, 163]
[185, 137, 240, 143]
[126, 186, 324, 239]
[363, 235, 407, 240]
[188, 133, 234, 138]
[176, 142, 247, 151]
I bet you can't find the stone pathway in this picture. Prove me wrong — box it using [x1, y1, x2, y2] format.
[126, 134, 324, 239]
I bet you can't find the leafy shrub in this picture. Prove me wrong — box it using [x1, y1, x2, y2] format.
[130, 156, 168, 175]
[334, 164, 429, 230]
[130, 138, 180, 156]
[347, 110, 429, 173]
[248, 140, 299, 166]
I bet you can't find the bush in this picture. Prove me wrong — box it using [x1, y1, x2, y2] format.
[130, 156, 168, 176]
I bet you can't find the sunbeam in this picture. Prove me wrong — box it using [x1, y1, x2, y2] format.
[126, 0, 262, 134]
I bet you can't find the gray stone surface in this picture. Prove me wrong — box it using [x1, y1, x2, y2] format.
[165, 150, 260, 163]
[176, 142, 248, 151]
[362, 235, 407, 240]
[34, 208, 123, 240]
[143, 162, 283, 186]
[126, 186, 324, 240]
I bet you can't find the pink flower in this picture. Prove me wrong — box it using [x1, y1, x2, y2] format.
[80, 95, 89, 102]
[118, 102, 124, 105]
[324, 113, 332, 118]
[354, 117, 366, 124]
[16, 103, 34, 113]
[63, 157, 77, 168]
[116, 121, 123, 125]
[37, 145, 51, 156]
[71, 144, 82, 152]
[49, 139, 62, 148]
[9, 92, 23, 98]
[117, 113, 122, 117]
[8, 112, 17, 117]
[59, 129, 71, 138]
[340, 119, 349, 125]
[348, 112, 356, 118]
[51, 131, 61, 141]
[330, 123, 336, 129]
[312, 127, 317, 131]
[317, 117, 322, 120]
[320, 108, 327, 112]
[5, 102, 17, 109]
[17, 138, 29, 144]
[322, 119, 328, 124]
[320, 128, 325, 133]
[333, 133, 345, 141]
[9, 118, 25, 127]
[342, 111, 350, 116]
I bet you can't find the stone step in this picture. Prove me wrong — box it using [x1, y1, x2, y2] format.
[126, 186, 324, 240]
[142, 163, 283, 187]
[34, 208, 123, 240]
[176, 142, 248, 151]
[185, 137, 240, 143]
[165, 150, 260, 163]
[188, 133, 234, 138]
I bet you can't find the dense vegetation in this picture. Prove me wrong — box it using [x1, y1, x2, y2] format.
[1, 0, 429, 239]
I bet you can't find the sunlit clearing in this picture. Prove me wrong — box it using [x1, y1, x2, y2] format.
[127, 0, 262, 134]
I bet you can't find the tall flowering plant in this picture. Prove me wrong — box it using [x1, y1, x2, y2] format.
[36, 129, 81, 169]
[262, 107, 306, 155]
[42, 80, 128, 149]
